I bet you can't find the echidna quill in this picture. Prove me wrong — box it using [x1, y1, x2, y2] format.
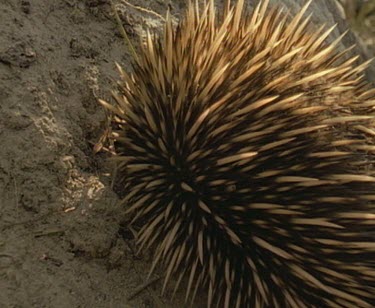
[100, 0, 375, 307]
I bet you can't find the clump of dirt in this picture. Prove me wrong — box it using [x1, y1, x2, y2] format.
[0, 1, 374, 308]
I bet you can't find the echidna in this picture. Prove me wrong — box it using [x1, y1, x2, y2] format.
[100, 0, 375, 307]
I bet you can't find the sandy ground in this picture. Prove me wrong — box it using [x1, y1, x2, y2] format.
[0, 1, 187, 307]
[0, 1, 374, 308]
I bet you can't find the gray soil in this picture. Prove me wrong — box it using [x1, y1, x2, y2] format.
[0, 1, 373, 308]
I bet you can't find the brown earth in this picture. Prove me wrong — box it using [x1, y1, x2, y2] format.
[0, 1, 374, 308]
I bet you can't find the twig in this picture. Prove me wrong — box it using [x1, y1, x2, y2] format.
[121, 0, 166, 21]
[12, 172, 19, 209]
[110, 0, 138, 61]
[1, 211, 57, 231]
[127, 276, 161, 301]
[34, 229, 65, 238]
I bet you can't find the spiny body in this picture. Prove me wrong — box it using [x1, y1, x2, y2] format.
[101, 0, 375, 307]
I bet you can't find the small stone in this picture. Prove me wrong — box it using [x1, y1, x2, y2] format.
[21, 0, 31, 14]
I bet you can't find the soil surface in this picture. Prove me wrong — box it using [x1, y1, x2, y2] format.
[0, 1, 374, 308]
